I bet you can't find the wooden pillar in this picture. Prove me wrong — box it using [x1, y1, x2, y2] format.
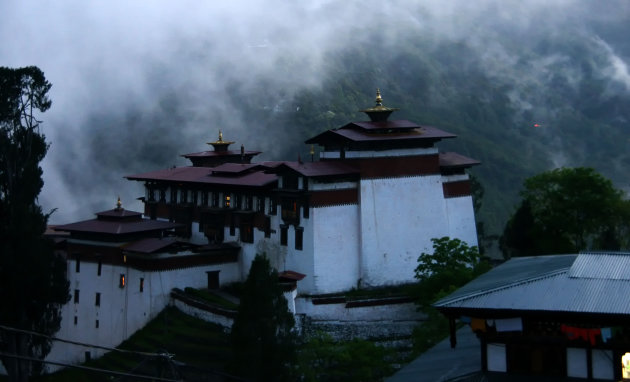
[449, 317, 457, 348]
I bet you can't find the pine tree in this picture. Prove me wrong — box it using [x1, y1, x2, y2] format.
[230, 254, 296, 381]
[0, 66, 70, 381]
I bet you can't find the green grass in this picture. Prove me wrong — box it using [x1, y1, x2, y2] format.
[33, 306, 232, 381]
[183, 287, 239, 310]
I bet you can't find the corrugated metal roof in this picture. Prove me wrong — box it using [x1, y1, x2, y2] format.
[54, 218, 181, 235]
[569, 252, 630, 280]
[305, 124, 455, 144]
[353, 119, 419, 130]
[182, 149, 261, 158]
[435, 252, 630, 315]
[274, 161, 358, 177]
[123, 237, 177, 254]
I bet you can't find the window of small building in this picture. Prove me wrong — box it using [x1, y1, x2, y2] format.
[284, 175, 298, 189]
[95, 293, 101, 306]
[212, 192, 219, 207]
[224, 195, 231, 208]
[74, 316, 78, 325]
[192, 190, 198, 205]
[119, 274, 126, 288]
[235, 194, 242, 209]
[280, 225, 288, 246]
[170, 188, 178, 204]
[74, 289, 80, 304]
[148, 187, 156, 202]
[257, 197, 265, 213]
[95, 320, 99, 329]
[74, 254, 80, 273]
[269, 198, 277, 215]
[202, 191, 209, 206]
[264, 217, 271, 238]
[180, 189, 188, 203]
[295, 227, 303, 251]
[281, 199, 298, 222]
[140, 278, 144, 292]
[241, 224, 254, 243]
[245, 195, 253, 210]
[97, 259, 102, 276]
[159, 189, 166, 202]
[621, 352, 630, 379]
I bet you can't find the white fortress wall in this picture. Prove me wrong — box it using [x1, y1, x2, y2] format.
[359, 175, 449, 287]
[311, 204, 360, 294]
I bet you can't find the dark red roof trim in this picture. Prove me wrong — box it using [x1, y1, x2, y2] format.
[442, 180, 472, 198]
[310, 189, 358, 207]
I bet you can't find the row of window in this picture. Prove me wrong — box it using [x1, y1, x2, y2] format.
[148, 188, 277, 213]
[72, 276, 144, 305]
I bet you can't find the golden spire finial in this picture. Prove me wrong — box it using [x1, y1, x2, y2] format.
[375, 88, 383, 106]
[218, 130, 223, 143]
[116, 196, 122, 210]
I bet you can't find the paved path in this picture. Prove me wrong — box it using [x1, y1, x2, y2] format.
[387, 327, 481, 382]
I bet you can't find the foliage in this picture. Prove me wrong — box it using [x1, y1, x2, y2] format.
[412, 237, 489, 355]
[414, 237, 489, 308]
[500, 167, 630, 258]
[182, 287, 238, 310]
[297, 333, 393, 382]
[229, 254, 296, 381]
[0, 66, 69, 381]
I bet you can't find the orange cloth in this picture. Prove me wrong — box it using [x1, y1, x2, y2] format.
[471, 318, 486, 332]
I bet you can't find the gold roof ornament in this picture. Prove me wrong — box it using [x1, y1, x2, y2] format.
[360, 88, 399, 122]
[207, 130, 235, 152]
[116, 196, 122, 210]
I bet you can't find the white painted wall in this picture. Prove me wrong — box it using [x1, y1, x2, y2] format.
[444, 195, 479, 248]
[49, 258, 240, 368]
[294, 298, 422, 322]
[358, 175, 449, 287]
[311, 205, 360, 294]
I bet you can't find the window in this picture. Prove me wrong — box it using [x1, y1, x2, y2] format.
[202, 191, 208, 206]
[264, 217, 271, 238]
[74, 316, 78, 325]
[97, 259, 102, 276]
[159, 189, 166, 202]
[170, 188, 177, 204]
[303, 201, 309, 218]
[284, 175, 298, 189]
[192, 190, 198, 205]
[225, 195, 231, 208]
[119, 274, 125, 288]
[257, 197, 265, 213]
[75, 254, 80, 273]
[95, 293, 101, 306]
[148, 188, 155, 202]
[95, 320, 99, 329]
[269, 198, 277, 215]
[281, 199, 298, 222]
[295, 227, 303, 251]
[212, 192, 219, 207]
[180, 189, 188, 203]
[241, 224, 254, 243]
[140, 278, 144, 292]
[245, 196, 253, 210]
[74, 289, 80, 304]
[280, 225, 288, 246]
[235, 194, 242, 209]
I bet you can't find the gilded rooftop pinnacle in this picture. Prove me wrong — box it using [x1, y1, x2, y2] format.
[207, 130, 235, 152]
[116, 196, 122, 210]
[360, 89, 399, 122]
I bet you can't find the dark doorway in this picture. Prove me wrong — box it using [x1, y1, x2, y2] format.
[207, 271, 220, 290]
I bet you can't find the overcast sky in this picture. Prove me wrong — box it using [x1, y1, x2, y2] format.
[1, 1, 628, 223]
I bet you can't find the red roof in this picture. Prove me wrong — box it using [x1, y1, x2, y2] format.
[182, 149, 261, 158]
[54, 218, 181, 235]
[278, 270, 306, 281]
[273, 161, 358, 177]
[439, 152, 481, 169]
[123, 237, 178, 254]
[126, 166, 278, 187]
[306, 123, 455, 145]
[352, 119, 420, 130]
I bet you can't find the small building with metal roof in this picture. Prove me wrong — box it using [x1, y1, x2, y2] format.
[434, 252, 630, 380]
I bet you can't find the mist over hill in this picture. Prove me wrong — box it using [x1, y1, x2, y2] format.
[2, 1, 629, 246]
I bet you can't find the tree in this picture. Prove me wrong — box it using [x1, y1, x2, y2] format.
[414, 237, 489, 306]
[230, 254, 296, 381]
[0, 66, 69, 381]
[500, 167, 630, 258]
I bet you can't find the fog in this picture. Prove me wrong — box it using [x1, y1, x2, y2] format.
[1, 0, 628, 223]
